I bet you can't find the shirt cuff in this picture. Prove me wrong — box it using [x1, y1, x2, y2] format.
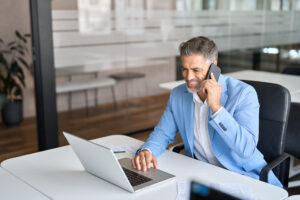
[137, 148, 152, 155]
[211, 106, 223, 119]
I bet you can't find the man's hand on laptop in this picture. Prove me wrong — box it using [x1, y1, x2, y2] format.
[132, 149, 157, 172]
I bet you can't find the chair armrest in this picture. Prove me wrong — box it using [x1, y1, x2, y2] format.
[169, 142, 184, 153]
[259, 153, 291, 183]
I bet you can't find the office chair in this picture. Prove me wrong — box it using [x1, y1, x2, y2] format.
[170, 80, 291, 189]
[282, 65, 300, 75]
[282, 66, 300, 188]
[285, 103, 300, 187]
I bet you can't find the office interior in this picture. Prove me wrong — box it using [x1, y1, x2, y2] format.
[0, 0, 300, 197]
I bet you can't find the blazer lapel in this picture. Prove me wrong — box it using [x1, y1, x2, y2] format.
[219, 75, 228, 107]
[182, 89, 194, 156]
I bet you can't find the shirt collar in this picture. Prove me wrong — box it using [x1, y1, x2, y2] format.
[193, 92, 207, 105]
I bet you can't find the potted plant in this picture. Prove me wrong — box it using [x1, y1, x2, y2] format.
[0, 31, 31, 128]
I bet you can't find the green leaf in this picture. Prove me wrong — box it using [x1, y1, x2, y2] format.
[15, 31, 23, 40]
[17, 57, 30, 69]
[0, 53, 8, 67]
[16, 31, 27, 43]
[6, 78, 15, 91]
[0, 62, 8, 79]
[8, 41, 17, 46]
[11, 61, 19, 74]
[17, 44, 24, 50]
[24, 34, 31, 38]
[14, 64, 25, 87]
[10, 46, 17, 51]
[17, 44, 29, 53]
[18, 49, 25, 56]
[13, 83, 22, 97]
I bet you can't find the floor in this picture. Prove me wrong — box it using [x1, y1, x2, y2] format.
[0, 92, 299, 196]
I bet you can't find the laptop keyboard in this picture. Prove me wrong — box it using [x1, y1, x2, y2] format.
[122, 167, 152, 187]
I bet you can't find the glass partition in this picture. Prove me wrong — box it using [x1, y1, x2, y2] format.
[50, 0, 300, 142]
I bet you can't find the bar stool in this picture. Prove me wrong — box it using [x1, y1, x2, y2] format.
[109, 72, 147, 108]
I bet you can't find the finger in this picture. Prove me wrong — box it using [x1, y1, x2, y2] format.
[135, 155, 141, 170]
[140, 153, 147, 172]
[131, 158, 136, 169]
[202, 83, 208, 94]
[145, 154, 152, 168]
[152, 156, 158, 169]
[210, 72, 216, 81]
[200, 80, 207, 93]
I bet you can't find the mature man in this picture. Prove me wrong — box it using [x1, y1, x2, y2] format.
[132, 36, 282, 187]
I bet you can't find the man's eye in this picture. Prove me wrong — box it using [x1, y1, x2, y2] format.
[193, 70, 199, 73]
[181, 68, 187, 71]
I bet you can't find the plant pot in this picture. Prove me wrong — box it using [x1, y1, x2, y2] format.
[2, 99, 23, 128]
[0, 93, 5, 110]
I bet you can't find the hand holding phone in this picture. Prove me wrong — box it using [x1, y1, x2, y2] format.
[202, 63, 222, 113]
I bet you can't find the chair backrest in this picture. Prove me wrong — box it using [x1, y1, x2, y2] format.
[243, 80, 291, 187]
[285, 102, 300, 158]
[281, 66, 300, 158]
[282, 65, 300, 75]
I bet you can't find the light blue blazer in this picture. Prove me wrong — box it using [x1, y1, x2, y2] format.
[139, 74, 282, 187]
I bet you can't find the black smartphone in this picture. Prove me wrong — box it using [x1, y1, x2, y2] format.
[206, 63, 221, 82]
[190, 181, 241, 200]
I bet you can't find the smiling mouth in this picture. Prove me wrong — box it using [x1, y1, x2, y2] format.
[187, 82, 199, 87]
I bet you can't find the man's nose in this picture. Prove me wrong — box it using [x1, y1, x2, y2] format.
[187, 70, 195, 81]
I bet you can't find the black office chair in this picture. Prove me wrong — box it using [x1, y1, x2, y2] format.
[282, 65, 300, 75]
[285, 103, 300, 158]
[171, 80, 291, 188]
[282, 66, 300, 188]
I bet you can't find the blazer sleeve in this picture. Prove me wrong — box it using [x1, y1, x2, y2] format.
[137, 91, 179, 157]
[209, 85, 260, 158]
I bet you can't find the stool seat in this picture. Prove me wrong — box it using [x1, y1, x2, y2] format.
[109, 72, 145, 81]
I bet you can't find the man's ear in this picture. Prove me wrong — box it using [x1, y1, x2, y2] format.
[213, 60, 217, 65]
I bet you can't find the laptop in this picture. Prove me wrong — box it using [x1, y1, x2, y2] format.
[63, 132, 175, 193]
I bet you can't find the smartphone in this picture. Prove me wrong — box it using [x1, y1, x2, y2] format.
[206, 63, 221, 82]
[190, 181, 241, 200]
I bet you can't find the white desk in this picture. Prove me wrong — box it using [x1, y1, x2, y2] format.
[1, 135, 287, 200]
[159, 70, 300, 103]
[0, 168, 49, 200]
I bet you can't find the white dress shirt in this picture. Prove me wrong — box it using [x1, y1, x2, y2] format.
[193, 92, 223, 167]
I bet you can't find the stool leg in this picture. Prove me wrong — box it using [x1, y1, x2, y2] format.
[111, 86, 117, 110]
[85, 90, 89, 116]
[144, 77, 148, 109]
[95, 88, 98, 107]
[94, 73, 98, 107]
[68, 75, 72, 112]
[68, 92, 72, 111]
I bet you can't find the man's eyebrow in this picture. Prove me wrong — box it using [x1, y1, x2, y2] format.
[181, 66, 203, 70]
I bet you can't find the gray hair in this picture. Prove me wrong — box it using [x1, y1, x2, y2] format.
[179, 36, 218, 63]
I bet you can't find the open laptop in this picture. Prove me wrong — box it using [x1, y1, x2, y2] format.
[63, 132, 175, 193]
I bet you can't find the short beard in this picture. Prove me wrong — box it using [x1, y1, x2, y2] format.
[186, 79, 201, 93]
[187, 86, 200, 93]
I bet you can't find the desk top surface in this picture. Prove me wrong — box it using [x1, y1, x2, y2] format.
[1, 135, 288, 200]
[159, 70, 300, 103]
[0, 168, 49, 200]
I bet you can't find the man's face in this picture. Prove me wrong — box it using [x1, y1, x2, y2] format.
[181, 54, 211, 93]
